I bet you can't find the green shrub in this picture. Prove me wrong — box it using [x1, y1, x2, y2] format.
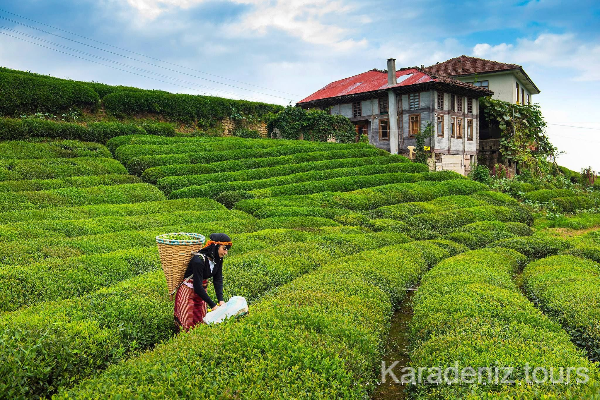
[468, 164, 491, 184]
[142, 147, 388, 183]
[59, 241, 441, 398]
[0, 197, 225, 224]
[141, 122, 176, 137]
[523, 188, 578, 203]
[0, 69, 99, 116]
[156, 156, 422, 195]
[102, 90, 282, 124]
[126, 143, 372, 175]
[169, 166, 427, 200]
[522, 255, 600, 362]
[87, 122, 145, 143]
[0, 231, 412, 398]
[233, 128, 261, 138]
[0, 139, 111, 159]
[551, 194, 599, 213]
[0, 174, 140, 193]
[409, 205, 533, 234]
[1, 209, 254, 242]
[409, 248, 598, 398]
[0, 157, 126, 181]
[489, 235, 573, 260]
[2, 183, 165, 211]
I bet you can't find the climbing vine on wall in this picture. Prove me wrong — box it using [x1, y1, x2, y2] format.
[480, 97, 556, 175]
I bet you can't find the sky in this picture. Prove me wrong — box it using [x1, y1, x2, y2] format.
[0, 0, 599, 173]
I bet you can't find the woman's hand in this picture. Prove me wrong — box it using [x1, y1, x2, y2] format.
[210, 304, 220, 312]
[219, 301, 225, 306]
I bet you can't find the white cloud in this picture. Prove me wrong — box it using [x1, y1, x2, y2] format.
[225, 0, 368, 52]
[124, 0, 206, 20]
[473, 33, 600, 81]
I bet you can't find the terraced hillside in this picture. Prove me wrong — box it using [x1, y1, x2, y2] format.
[1, 135, 599, 399]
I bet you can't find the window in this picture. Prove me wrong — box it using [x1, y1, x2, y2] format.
[527, 94, 530, 105]
[450, 94, 456, 111]
[456, 118, 463, 139]
[436, 115, 444, 137]
[437, 91, 444, 110]
[516, 83, 520, 103]
[409, 114, 420, 137]
[352, 101, 361, 118]
[467, 98, 473, 114]
[409, 93, 420, 110]
[451, 116, 456, 138]
[379, 119, 389, 141]
[467, 119, 473, 141]
[379, 97, 388, 114]
[521, 88, 525, 105]
[457, 96, 463, 112]
[473, 80, 489, 87]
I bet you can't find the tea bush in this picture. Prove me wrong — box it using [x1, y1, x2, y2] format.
[124, 142, 374, 175]
[0, 197, 225, 224]
[141, 148, 388, 183]
[0, 209, 254, 242]
[1, 183, 165, 211]
[59, 241, 451, 398]
[156, 155, 422, 194]
[445, 221, 533, 249]
[0, 139, 111, 159]
[0, 157, 126, 181]
[0, 174, 140, 192]
[0, 231, 412, 398]
[409, 248, 599, 398]
[169, 167, 428, 200]
[523, 188, 578, 203]
[0, 69, 99, 116]
[489, 235, 573, 260]
[522, 255, 600, 362]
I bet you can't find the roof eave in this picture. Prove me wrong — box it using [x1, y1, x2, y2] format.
[297, 82, 493, 108]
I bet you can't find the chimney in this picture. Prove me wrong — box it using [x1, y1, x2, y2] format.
[387, 58, 397, 86]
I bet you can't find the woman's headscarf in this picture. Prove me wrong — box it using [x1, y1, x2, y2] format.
[199, 233, 232, 261]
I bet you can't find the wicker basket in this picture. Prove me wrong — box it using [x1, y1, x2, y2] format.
[156, 232, 205, 300]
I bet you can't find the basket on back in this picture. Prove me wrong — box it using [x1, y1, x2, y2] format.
[156, 232, 205, 300]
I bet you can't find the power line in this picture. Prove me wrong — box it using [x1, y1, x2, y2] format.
[0, 30, 237, 97]
[0, 9, 300, 99]
[547, 123, 600, 131]
[1, 27, 244, 99]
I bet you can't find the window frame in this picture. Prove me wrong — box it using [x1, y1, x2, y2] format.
[457, 95, 463, 113]
[436, 115, 444, 137]
[451, 116, 457, 138]
[379, 119, 390, 141]
[450, 94, 456, 112]
[456, 118, 463, 139]
[437, 91, 444, 110]
[352, 101, 361, 118]
[467, 98, 473, 114]
[379, 97, 389, 114]
[409, 114, 421, 137]
[467, 119, 473, 141]
[409, 93, 420, 110]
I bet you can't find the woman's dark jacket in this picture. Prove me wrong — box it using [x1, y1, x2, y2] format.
[184, 253, 223, 308]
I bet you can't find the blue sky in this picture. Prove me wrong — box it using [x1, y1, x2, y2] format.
[1, 0, 599, 172]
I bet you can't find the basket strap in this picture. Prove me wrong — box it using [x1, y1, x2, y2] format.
[171, 274, 194, 296]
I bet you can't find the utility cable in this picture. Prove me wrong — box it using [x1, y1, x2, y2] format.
[0, 30, 252, 98]
[0, 9, 299, 99]
[1, 26, 245, 99]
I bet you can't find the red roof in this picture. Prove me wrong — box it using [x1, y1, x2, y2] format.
[298, 68, 432, 104]
[425, 55, 521, 77]
[297, 67, 491, 105]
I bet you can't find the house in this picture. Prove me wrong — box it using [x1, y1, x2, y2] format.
[425, 56, 541, 174]
[425, 55, 540, 105]
[297, 59, 492, 175]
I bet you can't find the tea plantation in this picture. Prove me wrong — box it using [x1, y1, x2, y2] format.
[1, 133, 599, 399]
